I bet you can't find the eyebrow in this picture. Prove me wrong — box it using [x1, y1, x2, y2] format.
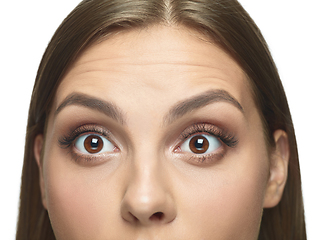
[55, 93, 126, 125]
[163, 89, 244, 126]
[55, 90, 242, 126]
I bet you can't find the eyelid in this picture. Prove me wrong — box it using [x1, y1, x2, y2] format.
[178, 123, 238, 148]
[174, 123, 238, 165]
[58, 124, 120, 165]
[59, 125, 112, 149]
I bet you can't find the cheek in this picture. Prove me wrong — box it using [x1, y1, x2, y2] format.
[179, 146, 269, 238]
[45, 165, 97, 238]
[42, 150, 121, 239]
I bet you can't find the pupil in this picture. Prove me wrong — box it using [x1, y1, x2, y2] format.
[194, 138, 204, 149]
[91, 138, 99, 149]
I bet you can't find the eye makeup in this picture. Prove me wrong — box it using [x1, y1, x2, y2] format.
[58, 121, 238, 166]
[58, 124, 119, 164]
[180, 123, 238, 147]
[175, 123, 238, 164]
[59, 125, 111, 148]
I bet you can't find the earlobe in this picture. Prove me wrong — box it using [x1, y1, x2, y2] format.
[34, 134, 48, 209]
[263, 130, 289, 208]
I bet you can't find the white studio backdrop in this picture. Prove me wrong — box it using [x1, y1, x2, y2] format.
[0, 0, 319, 239]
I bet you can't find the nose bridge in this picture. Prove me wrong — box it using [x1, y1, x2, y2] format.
[129, 158, 164, 211]
[130, 138, 161, 183]
[120, 139, 176, 225]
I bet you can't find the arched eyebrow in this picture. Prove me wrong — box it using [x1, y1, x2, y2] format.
[55, 93, 126, 125]
[163, 89, 244, 126]
[55, 90, 243, 127]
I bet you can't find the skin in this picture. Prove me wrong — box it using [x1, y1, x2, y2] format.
[34, 25, 289, 240]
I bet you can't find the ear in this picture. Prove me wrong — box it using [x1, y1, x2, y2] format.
[34, 134, 47, 209]
[263, 130, 290, 208]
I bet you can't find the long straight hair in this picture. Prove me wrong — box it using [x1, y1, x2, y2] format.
[16, 0, 306, 239]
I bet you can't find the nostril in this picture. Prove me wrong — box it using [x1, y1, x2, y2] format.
[149, 212, 164, 222]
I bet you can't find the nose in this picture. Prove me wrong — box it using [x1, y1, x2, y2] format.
[120, 160, 176, 226]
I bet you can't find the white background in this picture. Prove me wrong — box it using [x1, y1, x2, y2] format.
[0, 0, 319, 239]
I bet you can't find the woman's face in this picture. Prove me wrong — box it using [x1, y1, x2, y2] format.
[38, 25, 276, 239]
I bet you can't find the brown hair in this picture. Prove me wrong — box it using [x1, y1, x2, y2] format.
[16, 0, 306, 239]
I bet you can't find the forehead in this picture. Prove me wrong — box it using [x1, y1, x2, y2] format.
[54, 25, 254, 117]
[64, 25, 244, 79]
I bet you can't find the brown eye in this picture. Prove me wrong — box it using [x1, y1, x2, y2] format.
[75, 134, 115, 154]
[181, 134, 221, 154]
[189, 135, 209, 154]
[84, 135, 104, 153]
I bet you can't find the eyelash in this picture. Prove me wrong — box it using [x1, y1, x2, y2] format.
[59, 125, 114, 162]
[58, 123, 238, 164]
[59, 125, 110, 147]
[177, 123, 238, 164]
